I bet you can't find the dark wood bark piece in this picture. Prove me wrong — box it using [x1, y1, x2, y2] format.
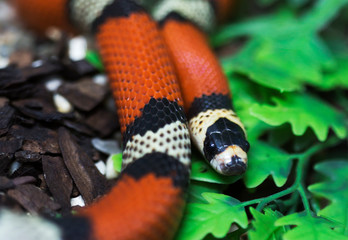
[0, 194, 24, 212]
[12, 98, 72, 122]
[0, 176, 36, 190]
[15, 114, 36, 126]
[0, 66, 36, 99]
[0, 82, 37, 100]
[15, 151, 41, 162]
[62, 119, 95, 136]
[0, 136, 23, 173]
[21, 59, 63, 80]
[42, 156, 73, 213]
[7, 184, 61, 214]
[58, 78, 108, 111]
[11, 176, 36, 186]
[85, 108, 119, 137]
[0, 62, 62, 99]
[62, 60, 98, 79]
[75, 135, 101, 162]
[0, 136, 23, 154]
[10, 125, 60, 154]
[0, 66, 26, 89]
[0, 98, 15, 136]
[0, 176, 14, 189]
[58, 127, 109, 204]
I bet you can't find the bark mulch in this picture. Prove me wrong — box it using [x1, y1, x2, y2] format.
[0, 42, 120, 217]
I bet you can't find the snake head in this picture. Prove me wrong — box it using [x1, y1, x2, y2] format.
[203, 118, 250, 176]
[210, 145, 248, 175]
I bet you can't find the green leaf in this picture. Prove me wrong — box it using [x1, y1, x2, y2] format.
[190, 154, 241, 184]
[175, 193, 248, 240]
[85, 50, 104, 71]
[254, 34, 334, 84]
[214, 0, 348, 92]
[250, 92, 347, 141]
[249, 208, 286, 240]
[187, 181, 225, 204]
[203, 228, 247, 240]
[308, 160, 348, 234]
[112, 153, 123, 172]
[267, 125, 294, 148]
[213, 0, 348, 46]
[319, 56, 348, 90]
[301, 0, 348, 32]
[275, 212, 348, 240]
[222, 34, 334, 92]
[212, 9, 296, 46]
[244, 141, 294, 188]
[227, 75, 273, 142]
[256, 0, 310, 7]
[222, 38, 301, 92]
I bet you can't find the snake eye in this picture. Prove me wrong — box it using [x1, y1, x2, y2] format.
[243, 141, 250, 152]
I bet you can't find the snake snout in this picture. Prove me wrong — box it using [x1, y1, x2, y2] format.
[210, 145, 248, 176]
[220, 155, 247, 175]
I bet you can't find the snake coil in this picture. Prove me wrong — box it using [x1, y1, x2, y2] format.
[2, 0, 249, 239]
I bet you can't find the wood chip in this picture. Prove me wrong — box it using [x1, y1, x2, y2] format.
[75, 135, 101, 162]
[0, 136, 23, 154]
[0, 82, 36, 100]
[7, 184, 60, 214]
[12, 98, 72, 122]
[21, 59, 63, 80]
[42, 156, 73, 213]
[0, 194, 23, 212]
[62, 59, 98, 79]
[15, 114, 35, 126]
[9, 125, 60, 154]
[0, 137, 23, 172]
[0, 176, 36, 190]
[0, 66, 26, 89]
[0, 63, 62, 99]
[85, 108, 119, 137]
[11, 176, 36, 186]
[62, 119, 94, 136]
[0, 176, 14, 189]
[58, 78, 108, 111]
[14, 151, 41, 162]
[0, 98, 15, 136]
[58, 127, 109, 204]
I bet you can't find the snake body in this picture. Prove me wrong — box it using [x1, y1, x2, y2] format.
[6, 0, 249, 239]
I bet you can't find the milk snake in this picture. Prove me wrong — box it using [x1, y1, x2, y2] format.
[4, 0, 249, 239]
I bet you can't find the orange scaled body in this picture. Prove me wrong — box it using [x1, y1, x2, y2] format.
[161, 19, 230, 111]
[80, 174, 184, 240]
[95, 13, 183, 134]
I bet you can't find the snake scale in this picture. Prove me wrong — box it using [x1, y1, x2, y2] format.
[2, 0, 250, 239]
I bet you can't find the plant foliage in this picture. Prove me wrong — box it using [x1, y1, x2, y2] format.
[174, 0, 348, 239]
